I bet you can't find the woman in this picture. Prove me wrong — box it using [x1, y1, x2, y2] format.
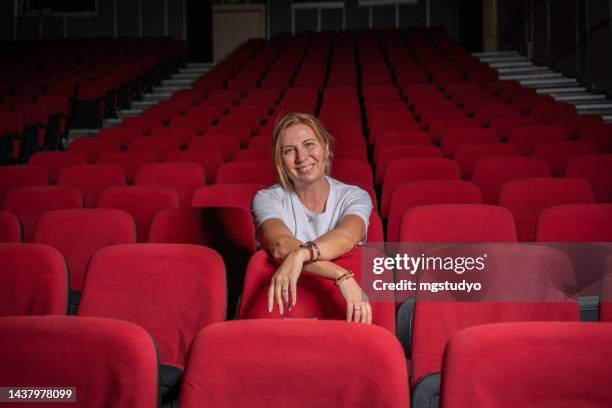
[252, 112, 373, 324]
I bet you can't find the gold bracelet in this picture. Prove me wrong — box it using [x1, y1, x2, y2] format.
[335, 271, 354, 287]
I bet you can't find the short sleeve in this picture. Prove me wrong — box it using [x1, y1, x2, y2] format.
[251, 188, 284, 229]
[340, 186, 373, 238]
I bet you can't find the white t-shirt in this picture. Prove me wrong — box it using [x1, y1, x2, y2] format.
[252, 177, 373, 243]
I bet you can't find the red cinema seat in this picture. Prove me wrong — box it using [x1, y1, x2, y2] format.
[0, 211, 21, 242]
[429, 117, 479, 143]
[188, 135, 240, 162]
[601, 256, 612, 322]
[179, 320, 409, 408]
[165, 149, 223, 184]
[440, 128, 499, 157]
[530, 101, 577, 124]
[372, 129, 431, 153]
[331, 159, 373, 187]
[128, 136, 180, 161]
[235, 147, 272, 162]
[96, 127, 143, 150]
[206, 123, 253, 147]
[536, 203, 612, 242]
[0, 165, 48, 208]
[474, 105, 521, 126]
[149, 207, 256, 316]
[410, 245, 578, 406]
[0, 316, 159, 408]
[135, 162, 205, 207]
[499, 178, 595, 242]
[454, 143, 520, 179]
[554, 114, 604, 137]
[58, 164, 126, 207]
[440, 322, 612, 408]
[490, 115, 539, 140]
[69, 137, 121, 163]
[191, 183, 265, 210]
[472, 157, 551, 204]
[399, 204, 517, 242]
[216, 161, 276, 186]
[121, 115, 164, 136]
[381, 158, 460, 218]
[375, 145, 442, 185]
[3, 186, 83, 242]
[33, 209, 136, 293]
[579, 124, 612, 153]
[150, 127, 197, 149]
[78, 244, 226, 396]
[29, 151, 86, 184]
[97, 186, 179, 242]
[532, 141, 599, 176]
[565, 154, 612, 202]
[0, 243, 68, 315]
[508, 125, 569, 155]
[239, 247, 396, 333]
[387, 180, 482, 242]
[97, 151, 156, 184]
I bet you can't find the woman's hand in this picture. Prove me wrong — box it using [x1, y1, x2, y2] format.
[268, 248, 309, 314]
[338, 277, 372, 324]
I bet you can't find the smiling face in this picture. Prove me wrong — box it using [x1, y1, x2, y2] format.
[280, 123, 328, 188]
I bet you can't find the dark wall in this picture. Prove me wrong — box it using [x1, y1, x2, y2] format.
[500, 0, 612, 95]
[2, 0, 186, 40]
[269, 0, 459, 39]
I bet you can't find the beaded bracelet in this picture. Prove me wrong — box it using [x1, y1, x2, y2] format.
[335, 271, 355, 287]
[300, 241, 321, 263]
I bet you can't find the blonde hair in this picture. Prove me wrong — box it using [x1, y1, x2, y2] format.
[272, 112, 334, 191]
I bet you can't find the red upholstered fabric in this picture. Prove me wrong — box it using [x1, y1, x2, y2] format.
[532, 140, 599, 176]
[0, 165, 48, 208]
[0, 316, 159, 408]
[191, 183, 265, 210]
[3, 186, 83, 242]
[429, 117, 479, 143]
[68, 137, 121, 163]
[150, 126, 197, 148]
[234, 147, 272, 161]
[206, 123, 253, 147]
[474, 105, 521, 126]
[400, 204, 517, 242]
[388, 180, 482, 242]
[508, 125, 569, 155]
[97, 151, 156, 184]
[0, 211, 21, 242]
[188, 135, 241, 162]
[565, 154, 612, 202]
[440, 322, 612, 408]
[180, 320, 409, 408]
[375, 145, 442, 185]
[239, 247, 396, 332]
[381, 158, 460, 218]
[216, 160, 276, 186]
[536, 204, 612, 242]
[134, 162, 205, 207]
[128, 136, 180, 161]
[78, 244, 226, 367]
[489, 115, 539, 139]
[472, 157, 551, 204]
[0, 243, 67, 315]
[29, 151, 86, 184]
[499, 178, 595, 242]
[58, 164, 126, 207]
[530, 101, 577, 124]
[97, 186, 179, 242]
[165, 149, 223, 184]
[554, 114, 604, 137]
[33, 209, 136, 291]
[440, 128, 499, 157]
[579, 124, 612, 153]
[411, 245, 579, 389]
[454, 143, 519, 179]
[331, 159, 373, 187]
[96, 127, 143, 150]
[601, 256, 612, 322]
[371, 129, 430, 149]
